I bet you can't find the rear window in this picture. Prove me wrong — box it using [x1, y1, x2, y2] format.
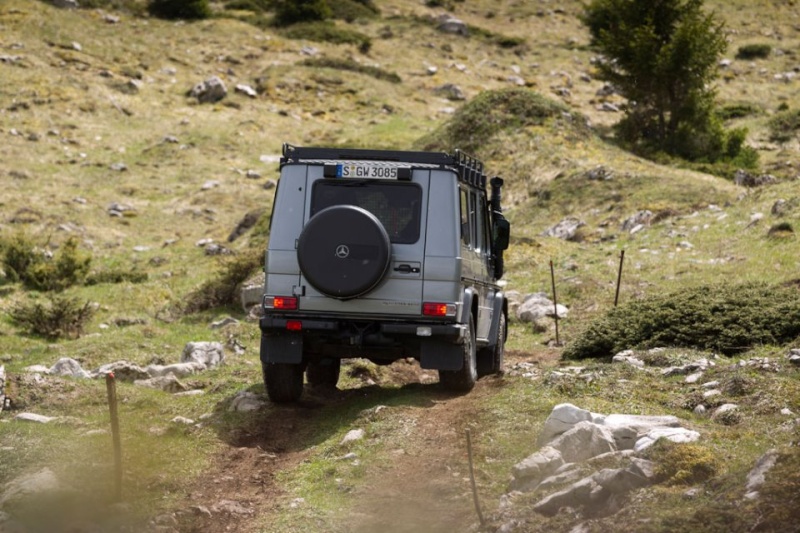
[311, 181, 422, 244]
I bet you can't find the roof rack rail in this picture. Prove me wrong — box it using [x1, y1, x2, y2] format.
[282, 144, 492, 191]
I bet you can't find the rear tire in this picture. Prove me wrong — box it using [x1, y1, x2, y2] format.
[263, 362, 304, 403]
[439, 318, 477, 392]
[477, 313, 506, 377]
[306, 358, 341, 388]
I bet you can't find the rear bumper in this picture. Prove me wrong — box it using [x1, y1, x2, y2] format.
[259, 315, 463, 340]
[259, 314, 466, 370]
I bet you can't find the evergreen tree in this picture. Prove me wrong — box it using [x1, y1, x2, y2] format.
[584, 0, 730, 161]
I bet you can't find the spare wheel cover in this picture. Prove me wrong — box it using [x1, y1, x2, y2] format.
[298, 205, 391, 299]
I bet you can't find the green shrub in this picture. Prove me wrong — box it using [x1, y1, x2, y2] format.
[283, 22, 372, 52]
[716, 103, 760, 121]
[10, 295, 95, 339]
[273, 0, 331, 26]
[647, 441, 720, 485]
[563, 282, 800, 360]
[224, 0, 271, 12]
[1, 233, 41, 283]
[85, 268, 148, 285]
[418, 88, 571, 154]
[147, 0, 211, 20]
[183, 248, 263, 314]
[735, 43, 772, 60]
[768, 109, 800, 143]
[329, 0, 379, 22]
[300, 57, 400, 82]
[1, 235, 91, 292]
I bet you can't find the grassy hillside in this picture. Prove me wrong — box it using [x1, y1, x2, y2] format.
[1, 0, 800, 531]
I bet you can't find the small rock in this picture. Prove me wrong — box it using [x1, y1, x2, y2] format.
[622, 210, 653, 232]
[437, 14, 468, 36]
[542, 217, 584, 241]
[174, 390, 205, 397]
[171, 416, 195, 425]
[599, 102, 620, 112]
[517, 292, 569, 322]
[693, 405, 707, 416]
[234, 84, 257, 98]
[93, 361, 149, 382]
[134, 375, 188, 393]
[211, 500, 253, 516]
[340, 429, 365, 445]
[181, 342, 224, 368]
[711, 403, 739, 420]
[634, 427, 701, 452]
[229, 391, 265, 412]
[211, 317, 239, 329]
[48, 357, 90, 379]
[189, 76, 227, 104]
[744, 449, 779, 500]
[434, 83, 466, 101]
[612, 351, 645, 369]
[683, 487, 703, 499]
[14, 413, 57, 424]
[146, 362, 206, 379]
[685, 372, 703, 384]
[585, 166, 613, 181]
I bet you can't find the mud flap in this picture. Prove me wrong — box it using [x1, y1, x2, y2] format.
[260, 332, 303, 364]
[420, 339, 463, 371]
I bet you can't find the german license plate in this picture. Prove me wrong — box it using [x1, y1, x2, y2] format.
[337, 164, 398, 179]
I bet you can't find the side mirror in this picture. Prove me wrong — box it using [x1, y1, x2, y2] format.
[493, 217, 510, 251]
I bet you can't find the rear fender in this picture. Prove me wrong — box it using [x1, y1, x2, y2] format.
[486, 292, 507, 350]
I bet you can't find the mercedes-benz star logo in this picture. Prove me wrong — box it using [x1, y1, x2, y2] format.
[335, 244, 350, 259]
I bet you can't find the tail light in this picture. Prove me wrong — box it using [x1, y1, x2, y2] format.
[263, 296, 298, 310]
[423, 302, 457, 317]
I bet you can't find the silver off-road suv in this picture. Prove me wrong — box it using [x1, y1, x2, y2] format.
[259, 144, 510, 402]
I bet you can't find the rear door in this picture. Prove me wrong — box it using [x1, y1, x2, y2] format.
[298, 167, 430, 316]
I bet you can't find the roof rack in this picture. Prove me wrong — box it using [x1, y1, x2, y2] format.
[282, 143, 492, 191]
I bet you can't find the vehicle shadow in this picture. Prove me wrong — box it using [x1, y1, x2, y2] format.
[210, 379, 464, 454]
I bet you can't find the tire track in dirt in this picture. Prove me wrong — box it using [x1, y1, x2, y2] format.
[175, 353, 545, 532]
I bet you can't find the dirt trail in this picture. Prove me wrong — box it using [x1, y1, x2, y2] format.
[177, 353, 545, 532]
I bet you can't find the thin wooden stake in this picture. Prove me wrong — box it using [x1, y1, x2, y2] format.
[614, 250, 625, 307]
[465, 429, 485, 527]
[550, 260, 560, 346]
[106, 372, 123, 502]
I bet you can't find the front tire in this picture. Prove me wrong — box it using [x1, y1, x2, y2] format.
[263, 362, 304, 403]
[439, 318, 477, 392]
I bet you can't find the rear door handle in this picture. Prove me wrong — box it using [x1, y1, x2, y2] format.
[394, 264, 420, 274]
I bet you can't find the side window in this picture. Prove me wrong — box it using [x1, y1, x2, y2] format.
[468, 190, 482, 253]
[460, 188, 470, 247]
[475, 194, 487, 254]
